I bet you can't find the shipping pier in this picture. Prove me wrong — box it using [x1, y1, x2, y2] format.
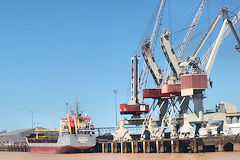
[0, 144, 29, 152]
[1, 128, 240, 153]
[98, 135, 240, 153]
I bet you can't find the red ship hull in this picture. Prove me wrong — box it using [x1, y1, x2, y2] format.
[29, 146, 93, 154]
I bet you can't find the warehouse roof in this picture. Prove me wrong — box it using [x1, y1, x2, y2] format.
[0, 128, 35, 136]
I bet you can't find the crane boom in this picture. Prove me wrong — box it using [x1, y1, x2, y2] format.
[141, 0, 166, 87]
[160, 30, 181, 77]
[185, 8, 240, 72]
[200, 10, 240, 68]
[224, 10, 240, 52]
[205, 19, 227, 76]
[150, 0, 166, 50]
[159, 0, 205, 78]
[192, 9, 223, 60]
[142, 40, 164, 86]
[177, 0, 206, 60]
[205, 8, 240, 76]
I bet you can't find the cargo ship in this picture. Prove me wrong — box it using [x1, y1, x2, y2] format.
[26, 104, 96, 154]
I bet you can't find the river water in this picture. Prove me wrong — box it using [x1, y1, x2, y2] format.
[0, 152, 240, 160]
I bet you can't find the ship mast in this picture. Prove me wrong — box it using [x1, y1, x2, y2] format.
[76, 97, 79, 114]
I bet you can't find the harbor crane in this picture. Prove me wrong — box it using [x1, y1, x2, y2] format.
[114, 0, 240, 141]
[114, 0, 167, 141]
[158, 7, 240, 138]
[141, 2, 240, 138]
[141, 0, 207, 139]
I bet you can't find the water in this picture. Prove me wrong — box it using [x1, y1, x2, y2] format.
[0, 152, 240, 160]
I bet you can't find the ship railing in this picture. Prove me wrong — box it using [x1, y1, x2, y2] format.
[61, 129, 95, 135]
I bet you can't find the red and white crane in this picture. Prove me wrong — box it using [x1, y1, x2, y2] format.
[140, 0, 207, 139]
[115, 0, 240, 141]
[159, 7, 240, 138]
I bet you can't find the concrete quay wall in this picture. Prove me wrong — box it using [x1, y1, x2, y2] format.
[98, 135, 240, 153]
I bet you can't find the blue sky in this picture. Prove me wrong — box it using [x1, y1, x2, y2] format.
[0, 0, 240, 131]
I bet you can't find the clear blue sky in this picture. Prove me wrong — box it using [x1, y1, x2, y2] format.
[0, 0, 240, 131]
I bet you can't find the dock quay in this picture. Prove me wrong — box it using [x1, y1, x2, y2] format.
[98, 135, 240, 153]
[0, 143, 29, 152]
[0, 135, 240, 153]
